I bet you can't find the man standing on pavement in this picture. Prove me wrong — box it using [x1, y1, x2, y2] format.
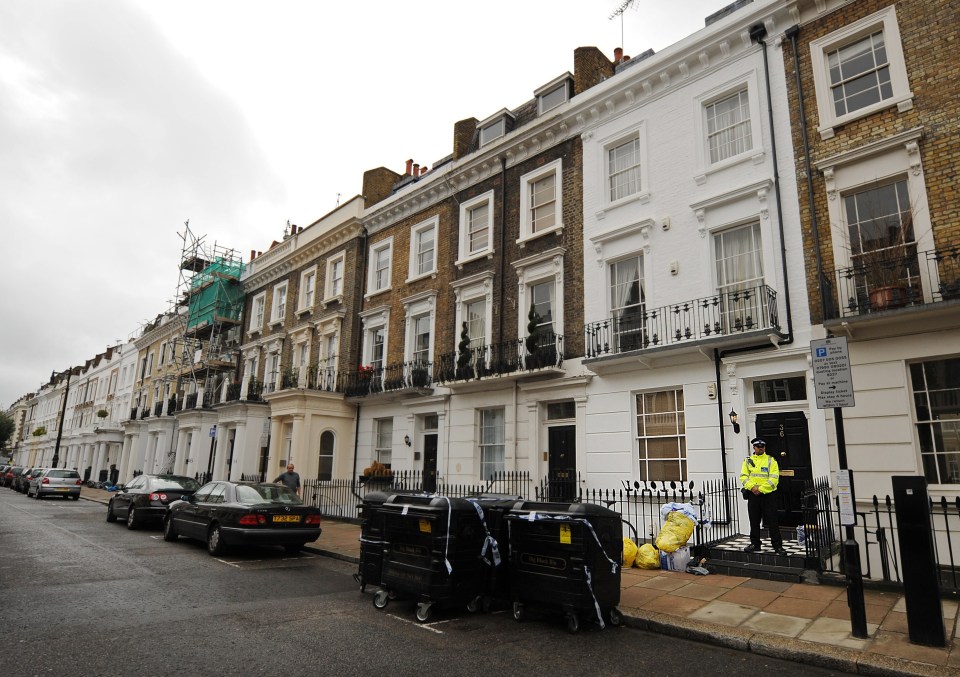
[273, 463, 301, 496]
[740, 438, 786, 556]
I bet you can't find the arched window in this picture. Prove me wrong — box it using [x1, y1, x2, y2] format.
[317, 431, 334, 481]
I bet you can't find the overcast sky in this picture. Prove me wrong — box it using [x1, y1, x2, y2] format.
[0, 0, 728, 409]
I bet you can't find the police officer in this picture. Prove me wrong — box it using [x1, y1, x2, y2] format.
[740, 438, 786, 555]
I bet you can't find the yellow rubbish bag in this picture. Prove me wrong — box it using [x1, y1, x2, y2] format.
[635, 543, 660, 569]
[623, 538, 639, 568]
[654, 511, 695, 553]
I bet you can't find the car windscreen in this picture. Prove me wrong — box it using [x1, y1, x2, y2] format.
[46, 470, 78, 478]
[235, 484, 303, 506]
[152, 478, 201, 492]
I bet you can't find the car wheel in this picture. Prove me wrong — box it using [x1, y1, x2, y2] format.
[162, 517, 178, 542]
[34, 488, 42, 500]
[207, 524, 226, 556]
[126, 506, 139, 530]
[106, 501, 117, 522]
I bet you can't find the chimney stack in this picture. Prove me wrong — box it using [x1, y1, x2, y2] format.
[413, 163, 420, 177]
[405, 158, 414, 176]
[250, 249, 256, 261]
[614, 47, 623, 62]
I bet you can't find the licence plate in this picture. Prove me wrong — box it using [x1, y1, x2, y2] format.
[55, 488, 68, 492]
[272, 515, 300, 523]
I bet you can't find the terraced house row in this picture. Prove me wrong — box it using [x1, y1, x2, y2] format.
[8, 0, 959, 544]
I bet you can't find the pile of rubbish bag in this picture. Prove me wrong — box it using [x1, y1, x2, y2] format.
[621, 502, 707, 574]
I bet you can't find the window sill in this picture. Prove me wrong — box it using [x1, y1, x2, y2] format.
[517, 224, 563, 248]
[455, 250, 494, 269]
[268, 319, 284, 329]
[694, 150, 765, 186]
[594, 192, 650, 220]
[295, 308, 312, 318]
[320, 294, 343, 308]
[405, 271, 437, 285]
[364, 287, 391, 301]
[818, 94, 914, 140]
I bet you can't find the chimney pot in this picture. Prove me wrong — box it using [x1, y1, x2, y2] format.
[614, 47, 623, 62]
[413, 163, 420, 177]
[405, 159, 414, 175]
[250, 249, 256, 261]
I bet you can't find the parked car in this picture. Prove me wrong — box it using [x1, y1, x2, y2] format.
[4, 466, 25, 489]
[163, 481, 322, 555]
[106, 474, 201, 529]
[29, 468, 82, 500]
[16, 467, 47, 494]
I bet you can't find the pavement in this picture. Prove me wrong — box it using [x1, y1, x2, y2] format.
[79, 487, 959, 676]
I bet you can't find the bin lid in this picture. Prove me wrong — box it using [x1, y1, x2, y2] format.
[507, 500, 620, 519]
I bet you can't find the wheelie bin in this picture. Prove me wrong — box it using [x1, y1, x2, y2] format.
[505, 500, 623, 633]
[463, 494, 521, 611]
[354, 490, 391, 592]
[372, 494, 487, 622]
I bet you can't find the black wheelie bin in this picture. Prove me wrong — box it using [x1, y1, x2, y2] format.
[354, 490, 391, 592]
[372, 494, 488, 622]
[463, 494, 521, 611]
[505, 500, 623, 632]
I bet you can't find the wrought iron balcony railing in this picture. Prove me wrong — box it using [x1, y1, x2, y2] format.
[432, 333, 564, 385]
[824, 245, 960, 319]
[584, 285, 780, 359]
[225, 382, 241, 402]
[184, 392, 198, 410]
[153, 402, 163, 417]
[341, 360, 434, 397]
[245, 378, 264, 402]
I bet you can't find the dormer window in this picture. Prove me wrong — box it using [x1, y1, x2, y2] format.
[535, 74, 572, 116]
[478, 109, 514, 148]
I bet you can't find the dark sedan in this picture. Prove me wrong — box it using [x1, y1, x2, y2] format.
[163, 481, 322, 556]
[106, 474, 202, 529]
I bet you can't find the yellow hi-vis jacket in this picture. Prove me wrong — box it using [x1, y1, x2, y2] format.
[740, 453, 780, 494]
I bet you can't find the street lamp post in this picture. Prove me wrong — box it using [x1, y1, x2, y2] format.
[51, 368, 72, 468]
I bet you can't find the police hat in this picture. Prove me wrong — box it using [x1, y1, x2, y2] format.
[750, 437, 766, 447]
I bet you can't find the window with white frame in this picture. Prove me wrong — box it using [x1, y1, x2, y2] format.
[367, 238, 393, 295]
[809, 6, 912, 138]
[317, 430, 334, 481]
[608, 137, 642, 202]
[325, 253, 345, 301]
[250, 293, 266, 332]
[146, 352, 155, 375]
[411, 315, 431, 365]
[299, 267, 317, 312]
[158, 342, 167, 367]
[514, 249, 564, 358]
[409, 217, 437, 280]
[843, 178, 920, 303]
[706, 89, 752, 164]
[320, 332, 338, 389]
[911, 358, 960, 485]
[374, 418, 393, 468]
[458, 191, 494, 262]
[479, 408, 505, 480]
[464, 299, 486, 350]
[267, 352, 280, 389]
[636, 389, 686, 481]
[714, 222, 764, 332]
[519, 159, 562, 240]
[271, 282, 288, 324]
[536, 76, 570, 115]
[610, 255, 645, 351]
[528, 280, 555, 339]
[479, 110, 513, 147]
[367, 326, 385, 371]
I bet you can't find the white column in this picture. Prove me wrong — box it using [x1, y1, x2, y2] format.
[212, 428, 229, 480]
[173, 428, 188, 475]
[118, 435, 133, 483]
[291, 414, 306, 469]
[229, 422, 247, 481]
[267, 417, 282, 480]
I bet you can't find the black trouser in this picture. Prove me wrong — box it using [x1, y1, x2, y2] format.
[747, 491, 782, 549]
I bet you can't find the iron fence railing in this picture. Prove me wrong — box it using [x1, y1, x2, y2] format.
[825, 245, 960, 319]
[584, 285, 780, 359]
[801, 478, 959, 594]
[432, 334, 564, 385]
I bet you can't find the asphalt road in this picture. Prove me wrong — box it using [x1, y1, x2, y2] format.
[0, 490, 845, 677]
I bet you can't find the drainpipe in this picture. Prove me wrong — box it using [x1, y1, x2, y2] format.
[498, 157, 508, 343]
[786, 24, 829, 321]
[351, 227, 369, 499]
[714, 25, 797, 465]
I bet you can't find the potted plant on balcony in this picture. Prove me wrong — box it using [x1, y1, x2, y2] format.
[32, 426, 47, 437]
[851, 213, 918, 311]
[96, 409, 108, 419]
[410, 361, 429, 387]
[359, 460, 393, 487]
[524, 305, 542, 370]
[456, 323, 474, 380]
[354, 364, 374, 395]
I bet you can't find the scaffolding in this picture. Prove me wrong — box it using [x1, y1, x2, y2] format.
[166, 222, 245, 450]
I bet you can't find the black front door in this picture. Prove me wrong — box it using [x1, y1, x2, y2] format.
[547, 425, 576, 502]
[755, 412, 811, 528]
[423, 433, 438, 493]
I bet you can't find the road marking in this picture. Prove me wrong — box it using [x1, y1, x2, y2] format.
[386, 613, 444, 634]
[215, 558, 242, 568]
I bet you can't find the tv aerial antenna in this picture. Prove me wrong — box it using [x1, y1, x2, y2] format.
[609, 0, 637, 61]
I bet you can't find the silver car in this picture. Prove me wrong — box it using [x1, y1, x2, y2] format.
[29, 468, 82, 500]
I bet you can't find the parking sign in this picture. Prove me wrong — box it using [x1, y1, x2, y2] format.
[811, 337, 855, 409]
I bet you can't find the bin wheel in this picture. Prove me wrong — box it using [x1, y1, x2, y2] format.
[512, 601, 525, 622]
[607, 607, 622, 627]
[467, 596, 481, 613]
[373, 590, 389, 609]
[415, 603, 432, 623]
[566, 614, 580, 634]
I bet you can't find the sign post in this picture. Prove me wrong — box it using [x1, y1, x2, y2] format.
[811, 336, 867, 638]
